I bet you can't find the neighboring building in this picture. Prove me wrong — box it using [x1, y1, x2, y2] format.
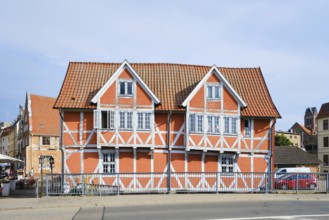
[304, 107, 318, 133]
[0, 122, 11, 129]
[0, 125, 12, 155]
[54, 61, 280, 190]
[274, 146, 322, 173]
[16, 106, 24, 168]
[22, 93, 61, 176]
[290, 122, 317, 153]
[275, 131, 301, 148]
[317, 102, 329, 173]
[8, 121, 18, 157]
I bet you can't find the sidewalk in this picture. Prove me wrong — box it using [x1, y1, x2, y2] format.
[1, 192, 329, 211]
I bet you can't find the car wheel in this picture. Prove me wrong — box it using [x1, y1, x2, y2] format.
[309, 183, 316, 190]
[281, 184, 288, 190]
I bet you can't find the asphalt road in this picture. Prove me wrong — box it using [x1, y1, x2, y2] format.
[70, 200, 329, 220]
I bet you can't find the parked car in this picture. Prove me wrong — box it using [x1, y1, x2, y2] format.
[274, 167, 310, 179]
[274, 173, 317, 190]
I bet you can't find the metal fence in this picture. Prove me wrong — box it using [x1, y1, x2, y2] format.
[45, 172, 329, 196]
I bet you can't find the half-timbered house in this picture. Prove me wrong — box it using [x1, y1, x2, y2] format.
[54, 61, 280, 191]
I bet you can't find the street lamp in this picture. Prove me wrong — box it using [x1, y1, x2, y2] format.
[49, 156, 54, 191]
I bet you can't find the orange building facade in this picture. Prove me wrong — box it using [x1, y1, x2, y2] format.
[54, 61, 280, 191]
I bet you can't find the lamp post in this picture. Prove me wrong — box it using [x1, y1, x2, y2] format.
[49, 156, 54, 192]
[39, 155, 45, 197]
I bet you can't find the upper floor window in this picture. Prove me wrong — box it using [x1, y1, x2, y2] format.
[189, 114, 203, 133]
[207, 84, 220, 100]
[42, 137, 50, 145]
[244, 119, 251, 136]
[324, 120, 328, 130]
[137, 112, 151, 130]
[103, 153, 115, 173]
[207, 115, 220, 134]
[119, 81, 133, 96]
[119, 111, 133, 130]
[101, 111, 115, 129]
[324, 137, 329, 147]
[324, 155, 329, 166]
[224, 117, 238, 135]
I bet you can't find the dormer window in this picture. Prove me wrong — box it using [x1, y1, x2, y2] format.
[119, 81, 133, 96]
[207, 84, 220, 100]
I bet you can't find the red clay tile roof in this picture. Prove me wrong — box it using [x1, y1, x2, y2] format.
[0, 125, 14, 137]
[296, 123, 312, 135]
[30, 94, 60, 136]
[54, 62, 281, 118]
[317, 102, 329, 120]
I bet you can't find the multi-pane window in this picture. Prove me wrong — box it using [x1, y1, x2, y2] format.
[42, 137, 50, 145]
[207, 115, 220, 134]
[224, 117, 238, 135]
[137, 112, 152, 130]
[207, 84, 220, 99]
[324, 120, 328, 130]
[221, 156, 234, 173]
[324, 137, 329, 147]
[244, 119, 251, 136]
[119, 81, 133, 96]
[103, 153, 115, 173]
[189, 114, 203, 133]
[119, 111, 133, 130]
[101, 111, 115, 129]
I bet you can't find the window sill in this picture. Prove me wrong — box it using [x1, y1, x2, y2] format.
[118, 95, 133, 98]
[223, 133, 238, 136]
[189, 132, 204, 134]
[206, 98, 220, 102]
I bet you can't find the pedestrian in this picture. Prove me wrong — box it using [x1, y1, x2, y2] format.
[29, 168, 34, 177]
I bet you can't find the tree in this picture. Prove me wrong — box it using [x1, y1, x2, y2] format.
[275, 134, 293, 146]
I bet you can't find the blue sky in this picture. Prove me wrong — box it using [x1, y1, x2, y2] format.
[0, 0, 328, 130]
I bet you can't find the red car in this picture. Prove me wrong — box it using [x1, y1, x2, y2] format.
[274, 173, 317, 190]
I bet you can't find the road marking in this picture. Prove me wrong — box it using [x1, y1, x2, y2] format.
[210, 214, 329, 220]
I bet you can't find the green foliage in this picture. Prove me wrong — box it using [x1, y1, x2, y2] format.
[275, 134, 293, 146]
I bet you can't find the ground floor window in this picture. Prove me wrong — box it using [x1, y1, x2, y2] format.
[103, 153, 115, 173]
[221, 155, 235, 173]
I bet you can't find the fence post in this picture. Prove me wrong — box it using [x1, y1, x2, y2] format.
[216, 172, 218, 193]
[117, 173, 120, 195]
[296, 174, 299, 194]
[264, 172, 270, 194]
[82, 174, 85, 196]
[326, 173, 329, 193]
[46, 175, 49, 196]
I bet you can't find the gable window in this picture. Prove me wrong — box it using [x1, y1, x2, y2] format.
[224, 117, 238, 135]
[42, 137, 50, 145]
[119, 81, 133, 96]
[137, 112, 151, 130]
[324, 137, 329, 147]
[244, 119, 251, 136]
[101, 111, 115, 129]
[324, 120, 328, 130]
[207, 115, 220, 134]
[221, 155, 235, 173]
[189, 114, 203, 133]
[207, 84, 220, 100]
[103, 153, 115, 173]
[119, 111, 133, 130]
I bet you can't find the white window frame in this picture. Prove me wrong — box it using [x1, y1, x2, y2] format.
[224, 116, 239, 135]
[101, 110, 115, 130]
[206, 83, 221, 100]
[137, 112, 152, 131]
[118, 80, 134, 97]
[119, 111, 133, 130]
[103, 153, 115, 173]
[221, 155, 235, 173]
[207, 115, 220, 134]
[189, 113, 203, 133]
[244, 118, 251, 136]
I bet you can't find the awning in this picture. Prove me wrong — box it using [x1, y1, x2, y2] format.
[0, 154, 24, 163]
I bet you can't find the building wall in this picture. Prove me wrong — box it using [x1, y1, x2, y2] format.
[276, 132, 301, 148]
[318, 117, 329, 172]
[60, 68, 274, 181]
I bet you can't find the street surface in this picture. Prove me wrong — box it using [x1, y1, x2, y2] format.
[1, 193, 329, 220]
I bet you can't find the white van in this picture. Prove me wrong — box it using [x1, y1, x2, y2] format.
[274, 167, 311, 179]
